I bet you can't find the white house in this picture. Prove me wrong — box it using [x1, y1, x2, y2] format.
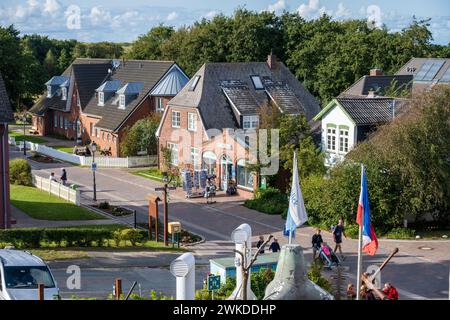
[313, 97, 408, 167]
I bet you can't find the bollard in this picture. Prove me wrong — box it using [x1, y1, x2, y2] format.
[228, 223, 256, 300]
[170, 252, 195, 300]
[115, 278, 122, 300]
[38, 283, 44, 300]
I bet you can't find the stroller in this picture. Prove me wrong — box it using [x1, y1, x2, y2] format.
[316, 243, 341, 269]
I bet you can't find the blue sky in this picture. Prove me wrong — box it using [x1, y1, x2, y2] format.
[0, 0, 449, 44]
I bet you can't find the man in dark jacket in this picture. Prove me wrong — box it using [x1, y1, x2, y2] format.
[311, 229, 323, 260]
[256, 236, 265, 254]
[269, 238, 281, 253]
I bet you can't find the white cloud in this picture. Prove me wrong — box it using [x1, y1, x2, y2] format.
[335, 3, 350, 18]
[166, 11, 178, 21]
[265, 0, 286, 13]
[43, 0, 60, 15]
[297, 0, 320, 17]
[205, 10, 218, 19]
[318, 6, 332, 16]
[89, 6, 111, 26]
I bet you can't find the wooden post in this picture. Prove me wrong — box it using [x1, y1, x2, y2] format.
[38, 283, 44, 300]
[147, 194, 161, 242]
[164, 184, 168, 247]
[115, 278, 122, 300]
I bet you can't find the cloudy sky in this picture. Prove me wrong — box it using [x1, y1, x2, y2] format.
[0, 0, 448, 44]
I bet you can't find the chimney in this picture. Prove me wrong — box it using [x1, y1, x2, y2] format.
[267, 53, 276, 69]
[367, 90, 376, 98]
[369, 68, 383, 76]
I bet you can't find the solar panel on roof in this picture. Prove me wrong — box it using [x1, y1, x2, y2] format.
[415, 59, 445, 81]
[440, 66, 450, 83]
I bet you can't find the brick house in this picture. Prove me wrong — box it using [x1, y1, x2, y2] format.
[156, 54, 321, 197]
[0, 72, 14, 229]
[30, 59, 188, 157]
[29, 58, 112, 141]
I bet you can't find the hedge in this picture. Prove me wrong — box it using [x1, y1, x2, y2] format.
[0, 228, 148, 249]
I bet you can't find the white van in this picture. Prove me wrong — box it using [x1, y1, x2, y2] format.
[0, 249, 60, 300]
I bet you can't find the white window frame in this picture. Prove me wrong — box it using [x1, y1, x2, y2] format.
[339, 128, 349, 153]
[64, 118, 68, 130]
[156, 97, 164, 112]
[98, 92, 104, 106]
[190, 147, 200, 168]
[59, 116, 63, 129]
[243, 115, 259, 129]
[54, 114, 58, 128]
[237, 159, 254, 190]
[96, 127, 100, 138]
[90, 123, 94, 137]
[327, 127, 337, 152]
[47, 85, 52, 98]
[188, 112, 197, 131]
[172, 111, 181, 128]
[62, 87, 67, 100]
[168, 143, 179, 166]
[77, 93, 81, 107]
[119, 94, 126, 109]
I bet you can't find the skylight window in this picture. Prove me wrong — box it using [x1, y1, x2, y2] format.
[251, 76, 264, 90]
[415, 59, 445, 81]
[189, 75, 201, 91]
[440, 66, 450, 83]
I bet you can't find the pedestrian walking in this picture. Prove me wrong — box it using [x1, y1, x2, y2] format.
[60, 168, 68, 186]
[49, 172, 57, 183]
[333, 218, 346, 260]
[311, 228, 323, 260]
[269, 238, 281, 253]
[256, 236, 265, 254]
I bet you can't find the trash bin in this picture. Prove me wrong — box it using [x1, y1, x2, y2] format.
[70, 184, 78, 190]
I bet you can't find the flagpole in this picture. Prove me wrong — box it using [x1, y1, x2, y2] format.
[288, 229, 292, 245]
[356, 164, 364, 301]
[356, 220, 363, 300]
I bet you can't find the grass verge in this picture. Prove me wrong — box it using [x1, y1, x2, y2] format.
[10, 185, 106, 221]
[8, 131, 47, 144]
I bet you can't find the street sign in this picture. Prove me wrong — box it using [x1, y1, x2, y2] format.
[207, 274, 221, 291]
[91, 162, 97, 172]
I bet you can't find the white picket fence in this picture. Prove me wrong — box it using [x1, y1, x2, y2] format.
[32, 174, 80, 205]
[8, 137, 157, 168]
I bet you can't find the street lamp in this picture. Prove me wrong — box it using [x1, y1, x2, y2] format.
[91, 141, 97, 201]
[22, 114, 27, 156]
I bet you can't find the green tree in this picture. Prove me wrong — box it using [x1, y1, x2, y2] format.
[43, 49, 57, 77]
[120, 114, 161, 156]
[127, 25, 174, 60]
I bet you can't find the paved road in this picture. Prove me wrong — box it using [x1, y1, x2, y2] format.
[17, 153, 450, 300]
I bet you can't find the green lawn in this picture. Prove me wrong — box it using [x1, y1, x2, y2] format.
[51, 145, 75, 153]
[10, 184, 106, 221]
[132, 167, 165, 182]
[9, 131, 47, 144]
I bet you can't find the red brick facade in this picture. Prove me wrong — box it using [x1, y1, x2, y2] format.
[158, 105, 259, 197]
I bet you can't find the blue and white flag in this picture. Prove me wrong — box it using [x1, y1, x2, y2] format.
[284, 151, 308, 239]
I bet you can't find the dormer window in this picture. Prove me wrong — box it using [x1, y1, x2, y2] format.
[47, 85, 52, 98]
[251, 76, 263, 90]
[119, 95, 126, 109]
[98, 92, 104, 106]
[62, 87, 67, 100]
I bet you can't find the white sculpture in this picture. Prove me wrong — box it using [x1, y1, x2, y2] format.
[170, 252, 195, 300]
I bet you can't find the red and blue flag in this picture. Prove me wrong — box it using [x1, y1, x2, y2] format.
[356, 166, 378, 256]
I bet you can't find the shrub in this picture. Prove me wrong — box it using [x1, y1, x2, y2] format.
[244, 187, 288, 215]
[112, 230, 122, 247]
[99, 201, 110, 209]
[120, 229, 144, 246]
[384, 227, 415, 239]
[308, 261, 332, 293]
[344, 224, 359, 239]
[9, 158, 32, 186]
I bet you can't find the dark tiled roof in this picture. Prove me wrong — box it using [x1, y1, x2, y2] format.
[84, 60, 175, 131]
[72, 63, 112, 108]
[0, 72, 14, 123]
[29, 58, 112, 116]
[340, 75, 413, 97]
[221, 81, 260, 115]
[168, 60, 320, 131]
[336, 98, 406, 125]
